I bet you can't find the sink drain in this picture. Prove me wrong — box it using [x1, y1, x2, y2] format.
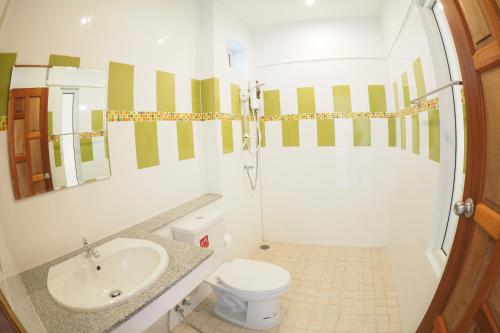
[109, 290, 122, 298]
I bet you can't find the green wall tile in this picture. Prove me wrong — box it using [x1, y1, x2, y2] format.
[53, 142, 62, 167]
[368, 85, 387, 113]
[413, 58, 427, 98]
[231, 83, 241, 115]
[400, 117, 407, 150]
[282, 120, 299, 147]
[259, 121, 266, 148]
[108, 62, 134, 111]
[297, 87, 316, 114]
[388, 119, 397, 147]
[201, 78, 220, 114]
[332, 85, 352, 113]
[176, 121, 195, 160]
[134, 121, 159, 169]
[412, 114, 420, 155]
[263, 90, 281, 116]
[80, 137, 94, 162]
[429, 109, 440, 162]
[353, 119, 371, 146]
[221, 119, 234, 154]
[105, 135, 110, 160]
[0, 53, 17, 117]
[92, 110, 104, 131]
[402, 72, 410, 108]
[156, 71, 175, 113]
[48, 54, 80, 67]
[191, 79, 201, 114]
[393, 81, 400, 112]
[48, 111, 53, 137]
[317, 119, 335, 146]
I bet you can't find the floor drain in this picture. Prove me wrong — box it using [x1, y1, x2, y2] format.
[260, 244, 271, 250]
[109, 290, 122, 298]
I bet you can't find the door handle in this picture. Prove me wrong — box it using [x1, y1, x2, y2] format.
[454, 198, 474, 218]
[44, 172, 51, 180]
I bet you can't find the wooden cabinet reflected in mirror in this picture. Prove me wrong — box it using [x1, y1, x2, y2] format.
[7, 66, 111, 200]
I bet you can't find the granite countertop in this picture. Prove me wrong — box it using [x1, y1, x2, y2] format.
[20, 194, 222, 333]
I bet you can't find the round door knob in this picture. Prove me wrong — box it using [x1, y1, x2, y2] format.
[454, 198, 474, 218]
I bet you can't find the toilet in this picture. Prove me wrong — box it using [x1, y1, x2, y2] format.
[171, 211, 291, 330]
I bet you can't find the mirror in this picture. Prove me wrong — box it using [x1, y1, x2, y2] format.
[7, 66, 110, 200]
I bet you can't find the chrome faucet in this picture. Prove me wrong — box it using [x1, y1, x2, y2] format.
[83, 238, 100, 259]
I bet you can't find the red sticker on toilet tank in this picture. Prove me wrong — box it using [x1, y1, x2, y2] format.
[199, 235, 209, 248]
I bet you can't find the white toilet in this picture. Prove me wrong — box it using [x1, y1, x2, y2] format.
[171, 211, 291, 330]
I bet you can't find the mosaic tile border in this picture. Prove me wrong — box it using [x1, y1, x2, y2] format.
[106, 111, 245, 122]
[0, 116, 6, 131]
[80, 130, 107, 139]
[105, 98, 438, 123]
[395, 98, 439, 118]
[49, 130, 107, 143]
[0, 98, 439, 132]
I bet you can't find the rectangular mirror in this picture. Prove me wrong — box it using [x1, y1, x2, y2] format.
[8, 66, 110, 200]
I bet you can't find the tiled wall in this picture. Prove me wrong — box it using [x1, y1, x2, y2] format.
[382, 4, 466, 331]
[45, 56, 110, 185]
[258, 69, 439, 162]
[113, 59, 441, 168]
[0, 51, 442, 178]
[0, 0, 209, 274]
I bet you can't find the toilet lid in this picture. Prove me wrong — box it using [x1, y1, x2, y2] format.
[216, 259, 290, 295]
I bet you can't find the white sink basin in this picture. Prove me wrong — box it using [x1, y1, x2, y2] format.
[47, 238, 169, 312]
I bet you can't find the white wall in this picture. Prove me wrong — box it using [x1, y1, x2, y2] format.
[0, 0, 263, 281]
[212, 0, 262, 259]
[380, 0, 415, 54]
[0, 1, 263, 331]
[0, 0, 205, 274]
[194, 2, 263, 262]
[255, 18, 386, 66]
[0, 0, 7, 22]
[0, 1, 464, 332]
[254, 19, 396, 247]
[384, 4, 463, 332]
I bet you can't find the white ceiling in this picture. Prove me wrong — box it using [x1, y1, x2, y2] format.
[217, 0, 385, 28]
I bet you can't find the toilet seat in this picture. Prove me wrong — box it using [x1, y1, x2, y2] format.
[214, 259, 290, 296]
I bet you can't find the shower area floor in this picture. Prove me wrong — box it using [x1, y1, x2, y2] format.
[172, 242, 402, 333]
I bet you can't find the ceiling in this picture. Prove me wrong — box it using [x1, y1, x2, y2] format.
[217, 0, 385, 28]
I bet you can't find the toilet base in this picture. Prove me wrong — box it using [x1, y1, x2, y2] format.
[211, 286, 281, 330]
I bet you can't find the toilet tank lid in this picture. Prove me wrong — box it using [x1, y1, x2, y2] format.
[171, 211, 223, 236]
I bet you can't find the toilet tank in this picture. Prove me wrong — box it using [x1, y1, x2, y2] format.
[171, 211, 226, 266]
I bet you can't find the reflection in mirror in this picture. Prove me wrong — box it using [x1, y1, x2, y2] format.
[8, 66, 110, 200]
[60, 93, 79, 187]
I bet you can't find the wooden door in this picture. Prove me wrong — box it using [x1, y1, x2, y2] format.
[7, 88, 53, 200]
[419, 0, 500, 332]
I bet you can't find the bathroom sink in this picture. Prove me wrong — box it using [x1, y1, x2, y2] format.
[47, 238, 169, 312]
